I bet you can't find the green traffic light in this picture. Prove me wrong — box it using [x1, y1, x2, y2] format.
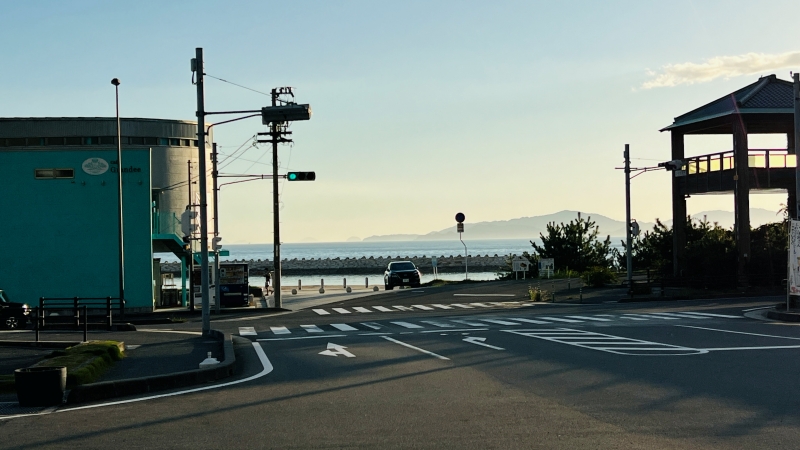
[288, 173, 298, 181]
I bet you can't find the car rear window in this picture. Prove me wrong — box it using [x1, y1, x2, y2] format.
[390, 262, 415, 271]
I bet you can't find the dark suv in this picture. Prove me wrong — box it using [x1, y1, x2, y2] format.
[384, 261, 421, 290]
[0, 290, 30, 329]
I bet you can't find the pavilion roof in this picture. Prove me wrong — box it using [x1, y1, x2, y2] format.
[660, 74, 795, 132]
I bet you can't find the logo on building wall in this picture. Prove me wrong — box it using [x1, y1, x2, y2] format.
[81, 158, 110, 175]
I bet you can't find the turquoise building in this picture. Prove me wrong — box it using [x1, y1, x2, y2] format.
[0, 118, 210, 313]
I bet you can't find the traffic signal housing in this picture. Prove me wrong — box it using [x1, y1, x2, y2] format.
[287, 171, 316, 181]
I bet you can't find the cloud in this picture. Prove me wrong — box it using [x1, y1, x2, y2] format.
[641, 51, 800, 89]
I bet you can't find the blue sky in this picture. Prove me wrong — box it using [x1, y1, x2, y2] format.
[2, 1, 799, 242]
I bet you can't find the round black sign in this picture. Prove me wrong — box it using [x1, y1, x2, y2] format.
[455, 212, 465, 223]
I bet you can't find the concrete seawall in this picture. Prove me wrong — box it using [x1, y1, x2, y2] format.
[161, 254, 510, 275]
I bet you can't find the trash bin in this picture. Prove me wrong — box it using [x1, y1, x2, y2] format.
[15, 367, 67, 407]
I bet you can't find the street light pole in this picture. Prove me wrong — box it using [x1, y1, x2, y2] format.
[624, 144, 633, 295]
[111, 78, 125, 320]
[212, 143, 221, 315]
[194, 47, 211, 335]
[271, 89, 282, 309]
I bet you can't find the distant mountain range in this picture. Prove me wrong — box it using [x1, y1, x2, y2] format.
[360, 209, 782, 242]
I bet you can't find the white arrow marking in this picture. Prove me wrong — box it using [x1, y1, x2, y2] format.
[319, 342, 356, 358]
[463, 336, 505, 350]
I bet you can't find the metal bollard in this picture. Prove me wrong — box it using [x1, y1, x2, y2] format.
[579, 287, 583, 303]
[83, 305, 88, 342]
[343, 278, 347, 289]
[298, 280, 302, 291]
[365, 277, 369, 288]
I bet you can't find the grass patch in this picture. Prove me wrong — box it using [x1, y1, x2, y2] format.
[32, 341, 124, 387]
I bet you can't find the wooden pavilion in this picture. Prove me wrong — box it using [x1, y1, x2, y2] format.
[661, 74, 796, 280]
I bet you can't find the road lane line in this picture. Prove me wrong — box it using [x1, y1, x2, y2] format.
[332, 308, 352, 314]
[360, 322, 383, 330]
[412, 305, 434, 310]
[450, 319, 488, 327]
[743, 306, 774, 312]
[619, 316, 649, 321]
[353, 307, 372, 313]
[373, 306, 394, 312]
[330, 323, 359, 331]
[648, 312, 709, 319]
[450, 304, 475, 309]
[54, 342, 274, 415]
[258, 335, 346, 341]
[624, 314, 679, 320]
[677, 312, 743, 319]
[270, 326, 291, 335]
[312, 309, 330, 315]
[700, 345, 800, 351]
[420, 320, 456, 328]
[675, 325, 800, 340]
[381, 336, 450, 360]
[420, 328, 488, 333]
[238, 327, 257, 336]
[391, 321, 424, 329]
[301, 325, 324, 333]
[431, 304, 453, 309]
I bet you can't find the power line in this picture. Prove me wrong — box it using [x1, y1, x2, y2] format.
[205, 74, 271, 97]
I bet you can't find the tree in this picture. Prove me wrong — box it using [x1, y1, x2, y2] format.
[531, 214, 612, 273]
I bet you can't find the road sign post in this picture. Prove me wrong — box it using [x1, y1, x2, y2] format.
[455, 213, 467, 280]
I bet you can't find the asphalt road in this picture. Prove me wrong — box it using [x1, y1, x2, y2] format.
[2, 281, 798, 449]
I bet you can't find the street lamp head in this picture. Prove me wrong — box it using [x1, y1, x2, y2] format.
[111, 78, 121, 86]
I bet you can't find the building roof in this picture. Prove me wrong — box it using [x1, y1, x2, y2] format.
[660, 74, 795, 132]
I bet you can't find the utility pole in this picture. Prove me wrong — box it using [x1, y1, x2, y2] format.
[271, 88, 283, 308]
[194, 47, 211, 335]
[187, 159, 194, 312]
[212, 143, 221, 315]
[624, 144, 633, 294]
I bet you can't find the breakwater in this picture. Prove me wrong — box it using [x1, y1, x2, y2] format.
[160, 254, 509, 275]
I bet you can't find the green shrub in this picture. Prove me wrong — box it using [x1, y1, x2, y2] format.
[581, 266, 618, 287]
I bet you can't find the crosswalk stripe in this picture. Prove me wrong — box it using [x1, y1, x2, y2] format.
[565, 315, 613, 322]
[450, 319, 489, 327]
[537, 316, 584, 323]
[625, 314, 679, 320]
[373, 306, 394, 312]
[469, 303, 492, 308]
[353, 307, 372, 313]
[650, 312, 709, 319]
[391, 321, 424, 329]
[270, 326, 291, 335]
[420, 320, 456, 328]
[301, 325, 324, 333]
[480, 318, 520, 326]
[393, 306, 415, 311]
[619, 316, 649, 321]
[361, 322, 383, 330]
[510, 317, 552, 324]
[331, 323, 359, 331]
[679, 312, 742, 319]
[333, 308, 351, 314]
[451, 304, 475, 309]
[312, 309, 330, 315]
[238, 327, 257, 336]
[431, 304, 453, 309]
[412, 305, 434, 310]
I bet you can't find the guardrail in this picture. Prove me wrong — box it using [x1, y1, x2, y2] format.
[34, 296, 124, 342]
[683, 148, 796, 175]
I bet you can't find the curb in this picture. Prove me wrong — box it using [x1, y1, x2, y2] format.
[0, 340, 79, 349]
[65, 328, 237, 404]
[766, 310, 800, 322]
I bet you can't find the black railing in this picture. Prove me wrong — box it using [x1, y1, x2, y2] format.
[34, 296, 123, 342]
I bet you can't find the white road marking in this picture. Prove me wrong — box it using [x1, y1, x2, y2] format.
[391, 321, 424, 329]
[353, 307, 373, 313]
[509, 317, 552, 325]
[270, 326, 291, 335]
[565, 316, 612, 322]
[624, 314, 679, 320]
[618, 316, 649, 321]
[648, 312, 709, 319]
[330, 323, 359, 331]
[49, 342, 273, 416]
[319, 342, 355, 358]
[420, 328, 488, 333]
[258, 335, 346, 341]
[393, 305, 415, 311]
[675, 325, 800, 340]
[450, 303, 474, 309]
[238, 327, 257, 336]
[677, 312, 742, 319]
[420, 320, 456, 328]
[468, 303, 492, 307]
[373, 306, 394, 312]
[450, 319, 489, 327]
[138, 329, 202, 336]
[301, 325, 324, 333]
[743, 306, 774, 312]
[454, 294, 515, 297]
[431, 304, 453, 309]
[381, 336, 450, 360]
[412, 305, 434, 310]
[360, 322, 383, 330]
[504, 328, 707, 356]
[480, 318, 520, 326]
[332, 308, 351, 314]
[463, 336, 505, 350]
[312, 309, 330, 315]
[536, 316, 583, 323]
[701, 345, 800, 351]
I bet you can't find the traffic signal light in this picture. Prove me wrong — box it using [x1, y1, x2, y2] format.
[287, 171, 316, 181]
